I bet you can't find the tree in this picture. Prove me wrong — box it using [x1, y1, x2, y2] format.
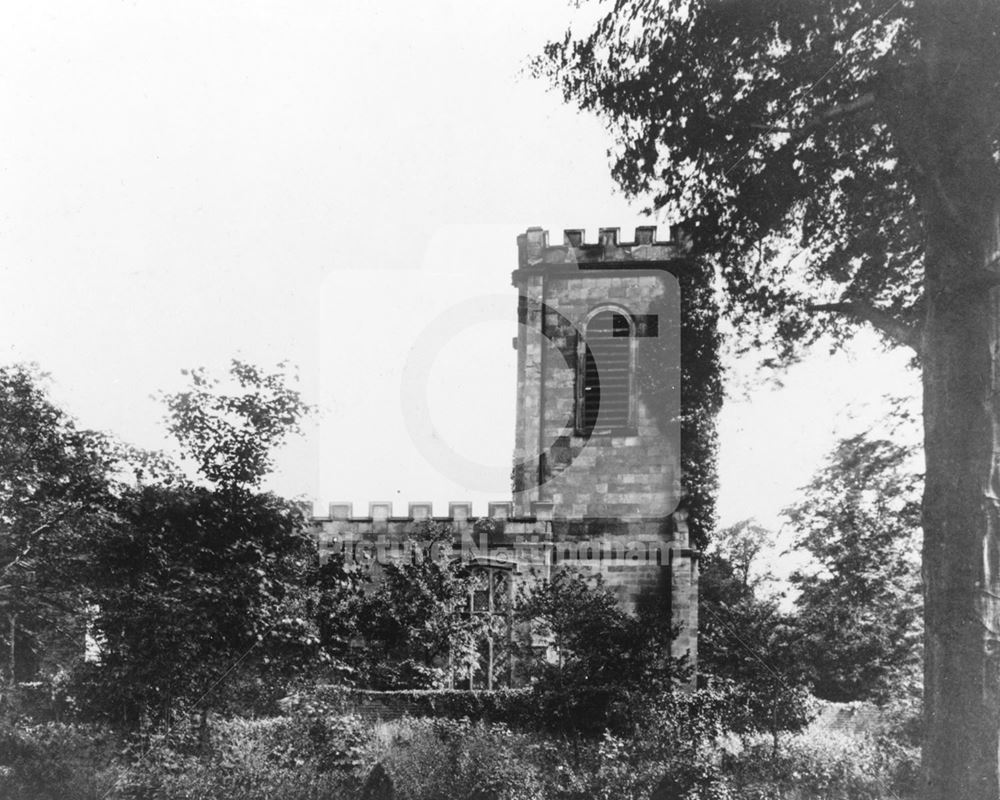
[785, 431, 923, 703]
[537, 2, 1000, 794]
[344, 521, 488, 690]
[161, 359, 310, 492]
[81, 361, 318, 725]
[698, 526, 812, 751]
[0, 365, 118, 686]
[707, 519, 776, 592]
[82, 485, 317, 722]
[697, 523, 776, 681]
[514, 569, 689, 734]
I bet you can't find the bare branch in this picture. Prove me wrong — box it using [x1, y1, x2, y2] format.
[751, 92, 876, 138]
[807, 300, 921, 352]
[0, 515, 66, 579]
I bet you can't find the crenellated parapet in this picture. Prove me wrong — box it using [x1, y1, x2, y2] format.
[310, 500, 694, 588]
[310, 501, 691, 541]
[312, 500, 551, 524]
[515, 224, 695, 270]
[309, 500, 697, 659]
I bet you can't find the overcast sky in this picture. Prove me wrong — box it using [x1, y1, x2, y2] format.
[0, 2, 917, 533]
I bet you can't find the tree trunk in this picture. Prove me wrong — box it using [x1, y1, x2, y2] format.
[7, 614, 15, 686]
[198, 708, 211, 754]
[913, 4, 1000, 797]
[922, 222, 1000, 799]
[920, 148, 1000, 800]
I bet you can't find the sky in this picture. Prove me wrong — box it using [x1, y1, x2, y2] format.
[0, 2, 917, 536]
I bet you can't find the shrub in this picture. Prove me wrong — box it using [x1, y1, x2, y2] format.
[0, 721, 119, 800]
[531, 730, 671, 800]
[112, 714, 366, 800]
[281, 685, 538, 728]
[270, 705, 368, 773]
[722, 727, 920, 800]
[3, 679, 75, 722]
[0, 698, 923, 800]
[366, 714, 732, 800]
[369, 717, 547, 800]
[526, 685, 636, 737]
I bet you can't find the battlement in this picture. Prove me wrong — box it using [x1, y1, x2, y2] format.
[309, 500, 697, 641]
[311, 507, 693, 587]
[310, 500, 550, 524]
[309, 500, 692, 555]
[309, 501, 689, 539]
[515, 224, 695, 269]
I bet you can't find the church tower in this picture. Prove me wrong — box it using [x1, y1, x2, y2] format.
[511, 225, 698, 656]
[314, 224, 703, 683]
[512, 225, 684, 522]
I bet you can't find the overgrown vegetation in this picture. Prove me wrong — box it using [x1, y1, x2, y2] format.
[512, 570, 690, 736]
[338, 521, 491, 690]
[0, 700, 921, 800]
[0, 362, 926, 798]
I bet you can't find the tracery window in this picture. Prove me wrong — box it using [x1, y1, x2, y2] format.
[459, 564, 513, 690]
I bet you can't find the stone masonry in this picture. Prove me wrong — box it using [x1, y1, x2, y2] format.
[312, 226, 702, 682]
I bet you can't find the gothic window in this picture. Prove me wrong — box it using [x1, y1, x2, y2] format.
[578, 308, 635, 434]
[459, 564, 513, 690]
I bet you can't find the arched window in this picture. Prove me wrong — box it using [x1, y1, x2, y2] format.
[577, 308, 635, 434]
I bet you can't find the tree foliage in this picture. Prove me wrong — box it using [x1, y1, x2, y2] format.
[78, 361, 318, 725]
[536, 0, 953, 355]
[785, 430, 923, 702]
[162, 360, 310, 490]
[0, 365, 118, 683]
[708, 518, 776, 590]
[698, 527, 812, 746]
[80, 485, 318, 724]
[340, 522, 489, 690]
[516, 570, 685, 690]
[538, 4, 1000, 795]
[698, 518, 780, 681]
[514, 569, 690, 734]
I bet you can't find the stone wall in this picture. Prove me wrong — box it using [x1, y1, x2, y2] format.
[310, 501, 698, 666]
